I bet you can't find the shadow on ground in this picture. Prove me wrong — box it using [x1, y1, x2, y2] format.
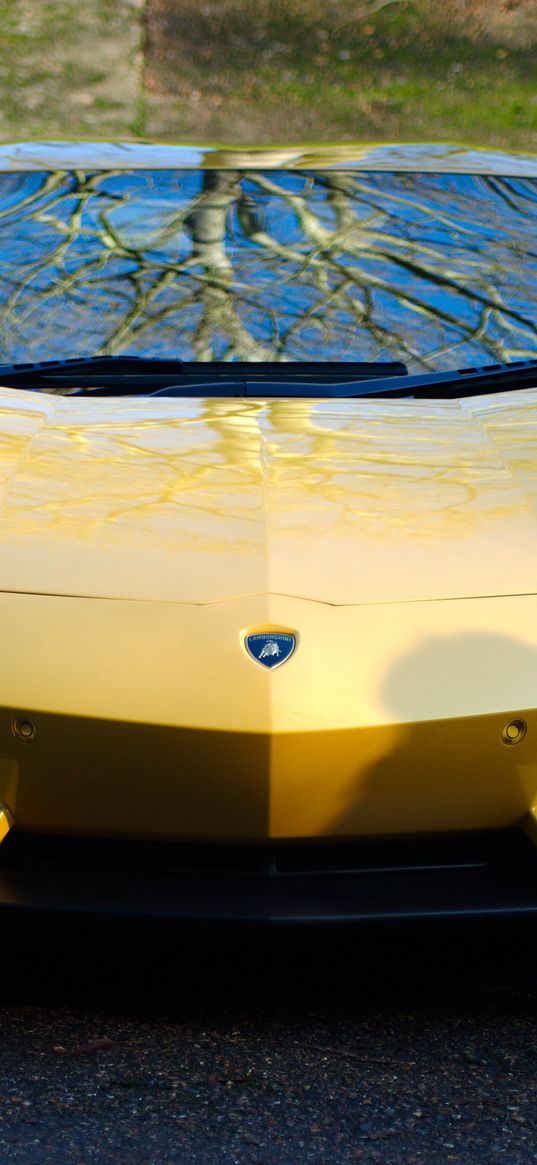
[2, 920, 537, 1164]
[5, 917, 537, 1016]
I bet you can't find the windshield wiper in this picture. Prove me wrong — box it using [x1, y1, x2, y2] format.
[0, 356, 407, 394]
[0, 355, 535, 398]
[313, 358, 537, 400]
[152, 358, 537, 399]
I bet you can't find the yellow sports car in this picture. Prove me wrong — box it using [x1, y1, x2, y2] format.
[0, 142, 537, 922]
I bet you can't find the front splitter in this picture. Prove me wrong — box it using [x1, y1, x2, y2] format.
[2, 833, 537, 924]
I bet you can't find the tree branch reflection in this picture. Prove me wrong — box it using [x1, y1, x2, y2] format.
[0, 168, 535, 369]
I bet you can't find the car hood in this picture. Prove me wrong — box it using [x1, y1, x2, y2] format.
[0, 386, 536, 605]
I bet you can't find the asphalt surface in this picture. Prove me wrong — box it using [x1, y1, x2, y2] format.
[1, 921, 537, 1164]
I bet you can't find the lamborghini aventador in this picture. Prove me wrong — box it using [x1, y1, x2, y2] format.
[0, 142, 536, 922]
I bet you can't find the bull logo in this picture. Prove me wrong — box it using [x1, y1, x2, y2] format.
[244, 631, 296, 669]
[259, 640, 280, 660]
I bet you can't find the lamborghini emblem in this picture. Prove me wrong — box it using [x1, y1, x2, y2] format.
[244, 631, 296, 669]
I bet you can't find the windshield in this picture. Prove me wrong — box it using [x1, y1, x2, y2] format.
[0, 169, 536, 372]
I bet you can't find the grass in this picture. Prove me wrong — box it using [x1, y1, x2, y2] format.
[0, 0, 536, 148]
[0, 0, 143, 141]
[144, 0, 537, 148]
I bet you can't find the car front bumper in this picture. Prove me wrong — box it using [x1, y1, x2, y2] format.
[2, 829, 537, 924]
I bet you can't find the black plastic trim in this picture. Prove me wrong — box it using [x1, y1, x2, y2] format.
[1, 829, 537, 924]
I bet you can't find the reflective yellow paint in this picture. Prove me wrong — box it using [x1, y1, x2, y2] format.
[0, 806, 13, 843]
[0, 388, 537, 605]
[0, 385, 536, 840]
[0, 590, 536, 840]
[2, 142, 537, 174]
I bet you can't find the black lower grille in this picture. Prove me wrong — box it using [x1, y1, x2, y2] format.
[1, 827, 534, 877]
[1, 829, 537, 923]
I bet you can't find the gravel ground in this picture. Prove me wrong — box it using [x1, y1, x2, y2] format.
[0, 923, 537, 1164]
